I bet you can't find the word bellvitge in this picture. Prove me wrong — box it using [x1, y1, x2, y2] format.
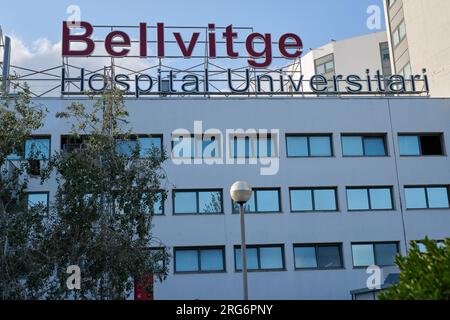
[62, 21, 303, 68]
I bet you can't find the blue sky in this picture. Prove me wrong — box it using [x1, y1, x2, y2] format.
[1, 0, 385, 50]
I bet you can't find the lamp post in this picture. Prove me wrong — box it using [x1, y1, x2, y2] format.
[230, 181, 252, 300]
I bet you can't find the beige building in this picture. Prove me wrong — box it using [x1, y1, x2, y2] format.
[384, 0, 450, 97]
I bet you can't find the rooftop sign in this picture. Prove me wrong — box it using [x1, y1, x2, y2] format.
[62, 21, 303, 68]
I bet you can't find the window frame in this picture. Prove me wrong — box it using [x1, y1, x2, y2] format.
[172, 133, 222, 160]
[174, 246, 226, 274]
[285, 134, 334, 158]
[27, 191, 50, 214]
[398, 133, 445, 157]
[229, 133, 279, 159]
[289, 187, 339, 213]
[234, 244, 286, 272]
[232, 187, 282, 214]
[392, 20, 407, 49]
[346, 186, 395, 212]
[173, 189, 224, 215]
[351, 242, 399, 268]
[293, 243, 344, 270]
[116, 134, 163, 159]
[404, 185, 450, 210]
[341, 134, 388, 157]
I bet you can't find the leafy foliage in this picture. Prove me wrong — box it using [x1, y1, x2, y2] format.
[40, 88, 170, 299]
[0, 86, 49, 299]
[379, 237, 450, 300]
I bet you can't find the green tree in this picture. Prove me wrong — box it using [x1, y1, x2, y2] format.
[379, 237, 450, 300]
[0, 86, 49, 299]
[41, 88, 170, 299]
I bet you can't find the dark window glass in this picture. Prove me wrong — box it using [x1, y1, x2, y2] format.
[399, 134, 444, 156]
[235, 245, 284, 271]
[286, 135, 332, 157]
[317, 246, 342, 268]
[374, 243, 398, 266]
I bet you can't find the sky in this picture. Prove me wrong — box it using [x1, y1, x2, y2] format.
[0, 0, 386, 95]
[1, 0, 385, 50]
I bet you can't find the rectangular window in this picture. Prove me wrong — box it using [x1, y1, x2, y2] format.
[346, 187, 393, 211]
[290, 188, 337, 212]
[174, 247, 225, 273]
[172, 134, 221, 159]
[116, 135, 162, 158]
[232, 188, 281, 213]
[27, 192, 49, 212]
[230, 134, 278, 159]
[173, 189, 223, 214]
[399, 134, 444, 156]
[414, 240, 446, 253]
[234, 245, 284, 271]
[404, 186, 449, 209]
[286, 134, 332, 157]
[294, 243, 343, 269]
[341, 135, 387, 156]
[142, 191, 165, 215]
[61, 135, 89, 153]
[24, 136, 51, 176]
[392, 20, 406, 48]
[352, 242, 399, 267]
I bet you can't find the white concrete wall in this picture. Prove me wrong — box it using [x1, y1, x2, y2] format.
[401, 0, 450, 97]
[26, 96, 450, 300]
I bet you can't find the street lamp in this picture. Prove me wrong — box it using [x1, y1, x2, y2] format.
[230, 181, 252, 300]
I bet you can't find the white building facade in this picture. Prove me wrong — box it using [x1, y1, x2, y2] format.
[23, 95, 450, 300]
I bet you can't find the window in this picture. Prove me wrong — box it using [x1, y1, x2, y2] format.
[414, 240, 446, 253]
[286, 134, 332, 157]
[172, 134, 221, 159]
[116, 135, 162, 158]
[230, 134, 278, 159]
[399, 134, 444, 156]
[61, 135, 89, 153]
[24, 137, 51, 176]
[232, 188, 281, 213]
[142, 191, 165, 215]
[341, 135, 387, 156]
[352, 242, 399, 267]
[290, 188, 337, 212]
[392, 20, 406, 48]
[404, 186, 449, 209]
[174, 247, 225, 273]
[27, 192, 49, 212]
[149, 247, 167, 272]
[294, 243, 343, 269]
[389, 0, 397, 8]
[234, 245, 284, 271]
[315, 54, 335, 76]
[379, 42, 392, 77]
[346, 187, 393, 211]
[173, 189, 223, 214]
